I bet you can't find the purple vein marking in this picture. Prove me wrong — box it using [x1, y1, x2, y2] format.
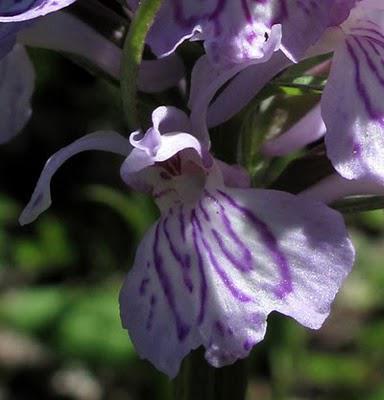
[203, 191, 253, 273]
[153, 221, 190, 341]
[346, 38, 384, 123]
[190, 211, 207, 325]
[146, 295, 157, 331]
[192, 210, 252, 303]
[178, 205, 186, 243]
[216, 190, 293, 298]
[163, 215, 194, 293]
[353, 36, 384, 87]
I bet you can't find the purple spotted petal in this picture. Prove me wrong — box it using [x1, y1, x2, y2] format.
[119, 186, 354, 377]
[19, 132, 130, 225]
[0, 0, 76, 22]
[0, 44, 34, 144]
[322, 8, 384, 182]
[262, 103, 326, 157]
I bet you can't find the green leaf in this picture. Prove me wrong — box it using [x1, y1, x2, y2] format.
[55, 286, 136, 365]
[0, 287, 69, 334]
[333, 196, 384, 214]
[303, 353, 369, 387]
[84, 185, 156, 236]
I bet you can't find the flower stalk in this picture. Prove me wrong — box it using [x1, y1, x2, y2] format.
[120, 0, 163, 131]
[174, 349, 247, 400]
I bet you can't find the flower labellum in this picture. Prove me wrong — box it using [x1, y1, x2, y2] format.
[118, 107, 355, 377]
[20, 106, 355, 378]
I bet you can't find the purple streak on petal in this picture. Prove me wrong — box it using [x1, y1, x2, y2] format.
[346, 38, 384, 123]
[214, 320, 226, 337]
[217, 190, 293, 299]
[243, 339, 254, 351]
[163, 215, 194, 293]
[178, 205, 187, 243]
[198, 199, 211, 222]
[153, 220, 190, 341]
[192, 210, 252, 303]
[139, 278, 150, 296]
[190, 210, 207, 325]
[146, 294, 157, 331]
[354, 36, 384, 91]
[202, 191, 253, 273]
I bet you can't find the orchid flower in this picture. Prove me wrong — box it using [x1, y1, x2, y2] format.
[20, 106, 354, 378]
[127, 0, 339, 69]
[0, 0, 77, 57]
[0, 0, 77, 142]
[0, 9, 185, 144]
[206, 0, 384, 186]
[0, 44, 34, 145]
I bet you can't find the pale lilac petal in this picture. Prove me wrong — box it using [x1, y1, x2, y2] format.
[0, 44, 34, 144]
[18, 12, 122, 79]
[322, 10, 384, 182]
[330, 0, 358, 26]
[188, 55, 220, 111]
[130, 0, 335, 68]
[207, 51, 291, 128]
[277, 0, 335, 62]
[119, 187, 354, 377]
[0, 22, 24, 59]
[190, 35, 283, 144]
[19, 12, 184, 91]
[139, 55, 185, 93]
[19, 132, 130, 225]
[151, 105, 192, 134]
[301, 173, 384, 204]
[216, 161, 251, 189]
[0, 0, 76, 22]
[262, 103, 326, 157]
[138, 1, 283, 67]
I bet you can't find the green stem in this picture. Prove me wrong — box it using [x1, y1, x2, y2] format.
[332, 196, 384, 214]
[120, 0, 163, 130]
[173, 348, 247, 400]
